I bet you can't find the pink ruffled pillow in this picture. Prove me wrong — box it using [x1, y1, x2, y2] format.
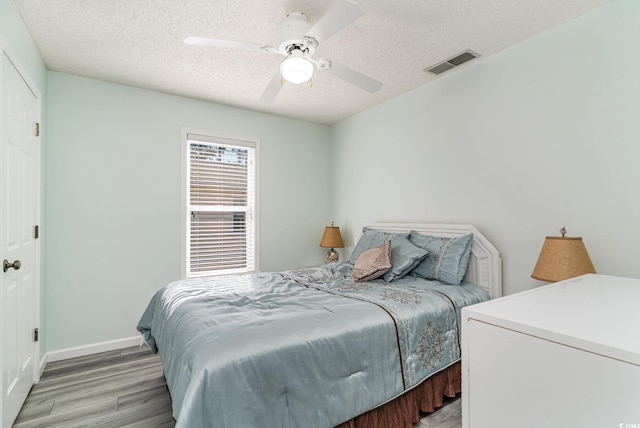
[352, 241, 392, 282]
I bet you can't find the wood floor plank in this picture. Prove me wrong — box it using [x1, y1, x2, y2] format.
[117, 384, 171, 411]
[10, 399, 54, 423]
[35, 355, 161, 389]
[50, 375, 168, 416]
[54, 392, 173, 428]
[24, 363, 164, 404]
[13, 346, 176, 428]
[42, 350, 159, 381]
[121, 412, 176, 428]
[42, 350, 122, 373]
[30, 356, 163, 395]
[13, 399, 118, 428]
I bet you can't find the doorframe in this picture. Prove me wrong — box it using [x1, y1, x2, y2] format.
[0, 36, 43, 423]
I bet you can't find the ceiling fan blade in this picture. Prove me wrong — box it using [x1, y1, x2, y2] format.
[259, 71, 284, 103]
[328, 62, 382, 93]
[305, 0, 364, 44]
[184, 36, 268, 52]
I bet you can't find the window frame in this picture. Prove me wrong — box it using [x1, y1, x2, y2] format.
[180, 128, 260, 278]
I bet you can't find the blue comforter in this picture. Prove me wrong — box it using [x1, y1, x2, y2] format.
[137, 264, 489, 427]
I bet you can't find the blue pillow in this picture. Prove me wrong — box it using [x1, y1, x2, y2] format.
[408, 232, 473, 285]
[383, 235, 429, 282]
[349, 228, 409, 263]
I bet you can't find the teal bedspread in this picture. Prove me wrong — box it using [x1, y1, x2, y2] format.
[137, 263, 489, 427]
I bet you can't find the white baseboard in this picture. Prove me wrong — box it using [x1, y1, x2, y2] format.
[44, 335, 144, 363]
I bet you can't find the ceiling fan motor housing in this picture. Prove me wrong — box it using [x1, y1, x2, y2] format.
[279, 12, 315, 54]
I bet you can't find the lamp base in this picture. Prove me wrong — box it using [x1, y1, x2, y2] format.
[326, 248, 339, 263]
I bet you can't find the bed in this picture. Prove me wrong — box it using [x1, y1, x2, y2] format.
[137, 223, 502, 427]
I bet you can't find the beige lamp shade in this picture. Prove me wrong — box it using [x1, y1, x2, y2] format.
[319, 226, 344, 249]
[531, 236, 596, 282]
[320, 224, 344, 263]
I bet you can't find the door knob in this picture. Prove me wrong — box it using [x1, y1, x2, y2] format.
[3, 259, 21, 272]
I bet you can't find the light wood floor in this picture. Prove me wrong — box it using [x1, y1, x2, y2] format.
[13, 346, 175, 428]
[13, 345, 459, 428]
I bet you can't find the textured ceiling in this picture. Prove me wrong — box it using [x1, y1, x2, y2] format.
[15, 0, 613, 124]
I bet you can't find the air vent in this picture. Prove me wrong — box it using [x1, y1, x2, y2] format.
[424, 50, 480, 75]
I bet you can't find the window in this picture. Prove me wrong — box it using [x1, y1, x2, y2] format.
[182, 132, 258, 277]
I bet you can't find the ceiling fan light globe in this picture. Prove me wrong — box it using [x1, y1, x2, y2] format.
[280, 57, 313, 84]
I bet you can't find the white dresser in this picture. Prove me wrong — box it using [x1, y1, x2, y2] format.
[461, 274, 640, 428]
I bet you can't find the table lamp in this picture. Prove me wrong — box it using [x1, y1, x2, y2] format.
[319, 222, 344, 263]
[531, 227, 596, 282]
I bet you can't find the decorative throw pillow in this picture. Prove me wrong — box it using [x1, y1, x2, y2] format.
[349, 228, 408, 263]
[352, 241, 392, 282]
[382, 235, 429, 282]
[408, 232, 473, 285]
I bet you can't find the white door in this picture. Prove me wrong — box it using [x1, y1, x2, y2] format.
[1, 49, 40, 428]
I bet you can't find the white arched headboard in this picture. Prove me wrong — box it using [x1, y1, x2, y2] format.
[360, 223, 503, 298]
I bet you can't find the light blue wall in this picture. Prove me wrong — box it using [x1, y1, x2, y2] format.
[331, 0, 640, 295]
[1, 0, 48, 356]
[8, 0, 640, 352]
[46, 72, 331, 350]
[1, 0, 46, 87]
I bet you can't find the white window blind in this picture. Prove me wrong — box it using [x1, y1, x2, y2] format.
[186, 133, 256, 277]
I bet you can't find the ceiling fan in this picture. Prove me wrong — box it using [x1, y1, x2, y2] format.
[184, 0, 383, 103]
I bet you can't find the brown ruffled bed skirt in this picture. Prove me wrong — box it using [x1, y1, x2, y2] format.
[335, 361, 461, 428]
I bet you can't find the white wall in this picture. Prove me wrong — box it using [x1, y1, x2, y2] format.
[45, 72, 332, 351]
[331, 0, 640, 295]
